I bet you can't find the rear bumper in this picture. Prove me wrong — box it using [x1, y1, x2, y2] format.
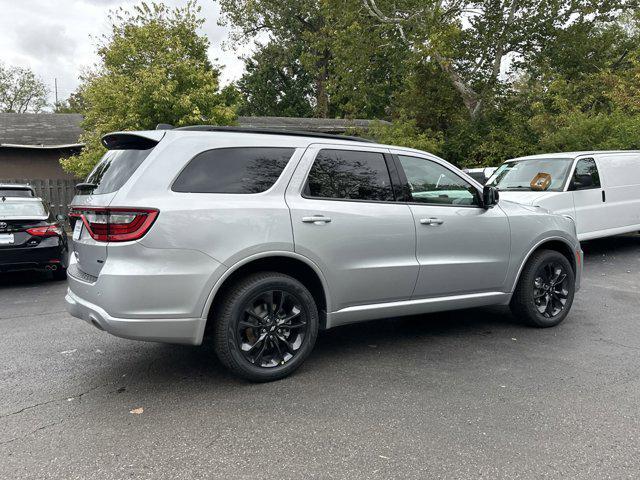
[0, 242, 67, 272]
[64, 242, 224, 345]
[65, 288, 206, 345]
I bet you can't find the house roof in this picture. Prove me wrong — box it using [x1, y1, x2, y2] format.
[0, 113, 382, 149]
[0, 113, 84, 148]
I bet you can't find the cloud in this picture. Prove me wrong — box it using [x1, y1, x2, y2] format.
[18, 23, 77, 61]
[0, 0, 248, 107]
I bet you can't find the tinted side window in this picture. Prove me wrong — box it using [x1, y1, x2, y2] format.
[398, 155, 479, 206]
[305, 149, 394, 202]
[173, 147, 295, 194]
[86, 149, 152, 194]
[572, 158, 600, 190]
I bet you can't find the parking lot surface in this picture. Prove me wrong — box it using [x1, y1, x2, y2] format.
[1, 235, 639, 479]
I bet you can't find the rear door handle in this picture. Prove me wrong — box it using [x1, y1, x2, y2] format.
[420, 217, 444, 226]
[302, 215, 332, 224]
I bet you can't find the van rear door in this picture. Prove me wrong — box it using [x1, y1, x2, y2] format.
[70, 132, 162, 277]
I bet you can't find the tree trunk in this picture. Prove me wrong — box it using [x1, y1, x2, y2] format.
[314, 53, 330, 118]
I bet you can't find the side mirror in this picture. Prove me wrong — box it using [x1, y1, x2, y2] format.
[56, 213, 68, 223]
[482, 186, 499, 208]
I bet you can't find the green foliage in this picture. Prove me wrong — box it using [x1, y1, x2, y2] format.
[54, 91, 85, 113]
[367, 119, 444, 154]
[236, 42, 315, 117]
[62, 1, 236, 178]
[0, 63, 48, 113]
[220, 0, 409, 118]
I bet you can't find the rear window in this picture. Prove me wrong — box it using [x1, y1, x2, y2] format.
[0, 200, 47, 218]
[172, 147, 295, 194]
[0, 188, 34, 197]
[85, 149, 152, 194]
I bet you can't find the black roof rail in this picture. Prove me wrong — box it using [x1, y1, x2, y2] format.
[173, 125, 375, 143]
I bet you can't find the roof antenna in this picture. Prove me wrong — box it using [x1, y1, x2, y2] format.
[156, 123, 174, 130]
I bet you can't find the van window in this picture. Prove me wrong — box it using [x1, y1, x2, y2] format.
[305, 149, 394, 202]
[173, 147, 295, 194]
[487, 158, 573, 192]
[86, 149, 152, 194]
[572, 158, 600, 190]
[398, 155, 479, 206]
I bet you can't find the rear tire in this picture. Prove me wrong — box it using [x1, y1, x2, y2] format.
[510, 250, 575, 328]
[213, 272, 319, 382]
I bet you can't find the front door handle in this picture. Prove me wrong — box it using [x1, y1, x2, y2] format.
[420, 217, 444, 226]
[302, 215, 332, 224]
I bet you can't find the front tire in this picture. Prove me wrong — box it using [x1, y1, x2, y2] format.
[510, 250, 575, 328]
[213, 272, 319, 382]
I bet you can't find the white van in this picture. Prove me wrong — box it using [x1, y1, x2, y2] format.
[487, 151, 640, 241]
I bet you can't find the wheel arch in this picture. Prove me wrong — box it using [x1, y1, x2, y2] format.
[511, 237, 578, 292]
[203, 252, 331, 335]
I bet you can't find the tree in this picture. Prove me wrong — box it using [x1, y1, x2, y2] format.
[219, 0, 332, 116]
[362, 0, 633, 119]
[219, 0, 409, 118]
[237, 42, 315, 117]
[0, 63, 48, 113]
[54, 90, 85, 113]
[61, 1, 236, 177]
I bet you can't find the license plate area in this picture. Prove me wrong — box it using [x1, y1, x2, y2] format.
[0, 233, 15, 245]
[72, 220, 83, 240]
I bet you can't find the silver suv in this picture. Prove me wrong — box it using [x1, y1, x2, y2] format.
[66, 127, 582, 381]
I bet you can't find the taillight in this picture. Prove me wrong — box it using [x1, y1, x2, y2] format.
[27, 225, 63, 237]
[68, 207, 158, 242]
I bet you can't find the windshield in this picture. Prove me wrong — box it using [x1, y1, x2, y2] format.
[487, 158, 573, 192]
[0, 200, 47, 218]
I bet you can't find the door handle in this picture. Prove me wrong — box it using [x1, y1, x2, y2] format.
[420, 217, 444, 226]
[302, 215, 332, 224]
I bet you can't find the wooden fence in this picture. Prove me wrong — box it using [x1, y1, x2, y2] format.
[1, 179, 75, 217]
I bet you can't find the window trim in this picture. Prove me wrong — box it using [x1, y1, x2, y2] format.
[170, 146, 297, 195]
[567, 157, 601, 191]
[301, 148, 402, 204]
[392, 154, 483, 208]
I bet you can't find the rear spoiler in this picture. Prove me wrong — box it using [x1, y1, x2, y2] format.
[101, 131, 165, 150]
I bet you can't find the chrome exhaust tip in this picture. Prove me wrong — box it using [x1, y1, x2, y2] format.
[50, 264, 58, 271]
[45, 265, 52, 271]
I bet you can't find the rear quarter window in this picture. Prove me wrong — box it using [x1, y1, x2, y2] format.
[172, 147, 296, 194]
[86, 149, 153, 194]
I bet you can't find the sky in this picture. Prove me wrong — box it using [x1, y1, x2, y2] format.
[0, 0, 249, 108]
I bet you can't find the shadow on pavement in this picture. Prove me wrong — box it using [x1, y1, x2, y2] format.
[581, 232, 639, 257]
[0, 269, 61, 287]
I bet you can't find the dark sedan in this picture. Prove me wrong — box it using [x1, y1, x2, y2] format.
[0, 196, 68, 279]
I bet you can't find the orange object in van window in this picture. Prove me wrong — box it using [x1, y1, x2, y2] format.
[530, 172, 552, 191]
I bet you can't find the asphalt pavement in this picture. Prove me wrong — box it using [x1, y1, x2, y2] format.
[1, 234, 639, 479]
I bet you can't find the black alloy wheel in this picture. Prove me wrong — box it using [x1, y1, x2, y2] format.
[510, 249, 575, 328]
[533, 261, 570, 318]
[237, 289, 308, 368]
[214, 272, 319, 382]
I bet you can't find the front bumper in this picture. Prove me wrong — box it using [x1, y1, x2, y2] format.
[65, 288, 206, 345]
